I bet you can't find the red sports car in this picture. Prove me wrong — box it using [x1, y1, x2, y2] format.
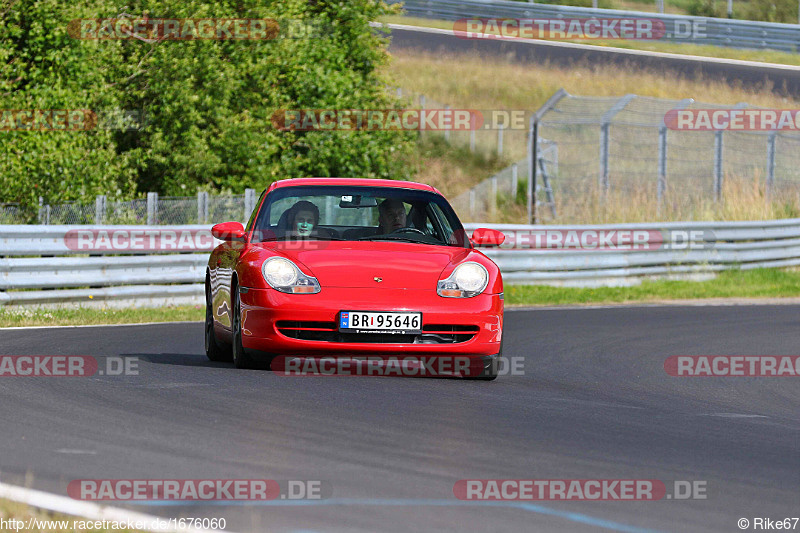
[205, 178, 505, 379]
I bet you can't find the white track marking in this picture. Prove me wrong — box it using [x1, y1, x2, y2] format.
[0, 320, 202, 331]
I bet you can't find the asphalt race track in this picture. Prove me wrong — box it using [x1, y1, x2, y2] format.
[387, 24, 800, 95]
[0, 305, 798, 532]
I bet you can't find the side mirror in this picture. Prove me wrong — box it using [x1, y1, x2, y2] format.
[471, 228, 505, 247]
[211, 222, 245, 242]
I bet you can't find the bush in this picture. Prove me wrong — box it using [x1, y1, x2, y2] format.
[742, 0, 797, 22]
[0, 0, 415, 207]
[687, 0, 725, 17]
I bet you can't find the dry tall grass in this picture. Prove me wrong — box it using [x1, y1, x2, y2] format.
[386, 50, 800, 223]
[387, 50, 800, 111]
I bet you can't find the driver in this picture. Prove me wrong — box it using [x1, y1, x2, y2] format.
[377, 198, 407, 234]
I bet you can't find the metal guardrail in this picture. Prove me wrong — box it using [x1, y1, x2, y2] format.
[2, 220, 800, 306]
[464, 219, 800, 286]
[392, 0, 800, 52]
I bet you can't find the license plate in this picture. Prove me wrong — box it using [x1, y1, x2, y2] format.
[339, 311, 422, 334]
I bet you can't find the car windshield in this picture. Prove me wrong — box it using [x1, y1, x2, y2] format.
[250, 185, 470, 248]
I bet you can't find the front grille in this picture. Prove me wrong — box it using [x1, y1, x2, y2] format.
[276, 321, 478, 344]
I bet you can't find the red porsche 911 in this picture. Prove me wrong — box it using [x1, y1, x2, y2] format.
[205, 178, 505, 379]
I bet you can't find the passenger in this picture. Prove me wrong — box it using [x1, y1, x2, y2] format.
[285, 200, 319, 238]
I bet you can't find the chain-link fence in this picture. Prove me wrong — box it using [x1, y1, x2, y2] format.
[1, 190, 258, 225]
[450, 139, 558, 222]
[453, 89, 800, 224]
[536, 91, 800, 221]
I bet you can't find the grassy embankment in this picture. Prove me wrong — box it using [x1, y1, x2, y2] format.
[379, 15, 800, 67]
[5, 41, 800, 326]
[0, 497, 138, 532]
[389, 48, 800, 223]
[3, 269, 800, 327]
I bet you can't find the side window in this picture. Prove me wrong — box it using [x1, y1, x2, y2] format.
[429, 203, 454, 243]
[245, 191, 265, 232]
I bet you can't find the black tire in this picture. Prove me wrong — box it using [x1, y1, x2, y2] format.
[467, 336, 502, 381]
[205, 283, 232, 362]
[231, 285, 255, 369]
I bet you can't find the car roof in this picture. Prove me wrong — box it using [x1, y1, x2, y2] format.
[268, 178, 439, 194]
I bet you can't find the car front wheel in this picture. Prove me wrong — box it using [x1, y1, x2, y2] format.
[231, 287, 255, 369]
[205, 286, 232, 362]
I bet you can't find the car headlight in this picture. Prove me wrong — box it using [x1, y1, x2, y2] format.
[437, 262, 489, 298]
[262, 257, 320, 294]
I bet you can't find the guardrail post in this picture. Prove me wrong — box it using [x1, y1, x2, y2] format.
[147, 192, 158, 225]
[599, 122, 610, 191]
[528, 116, 536, 224]
[490, 176, 498, 219]
[511, 163, 518, 200]
[197, 191, 209, 224]
[657, 126, 667, 202]
[37, 196, 44, 225]
[598, 94, 636, 193]
[244, 188, 256, 221]
[95, 195, 106, 224]
[444, 104, 450, 143]
[714, 130, 724, 201]
[419, 95, 425, 139]
[766, 132, 776, 199]
[497, 123, 504, 157]
[469, 189, 476, 220]
[529, 88, 568, 223]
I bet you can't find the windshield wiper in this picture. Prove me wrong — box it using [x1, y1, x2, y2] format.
[359, 235, 440, 244]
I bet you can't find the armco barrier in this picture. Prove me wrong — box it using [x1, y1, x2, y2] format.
[2, 219, 800, 306]
[0, 225, 214, 307]
[463, 220, 800, 286]
[391, 0, 800, 52]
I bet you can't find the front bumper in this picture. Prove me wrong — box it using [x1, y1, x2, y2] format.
[239, 286, 503, 356]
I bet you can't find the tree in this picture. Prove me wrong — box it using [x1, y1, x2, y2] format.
[0, 0, 414, 208]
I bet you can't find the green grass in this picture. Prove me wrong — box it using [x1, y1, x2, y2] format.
[404, 135, 514, 198]
[2, 269, 799, 329]
[0, 305, 204, 328]
[506, 268, 800, 305]
[0, 498, 138, 532]
[379, 15, 800, 66]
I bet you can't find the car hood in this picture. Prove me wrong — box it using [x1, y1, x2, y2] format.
[254, 241, 472, 289]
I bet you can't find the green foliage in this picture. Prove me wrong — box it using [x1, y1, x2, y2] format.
[0, 0, 413, 207]
[506, 268, 800, 306]
[742, 0, 797, 22]
[0, 0, 138, 206]
[687, 0, 725, 17]
[510, 0, 614, 7]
